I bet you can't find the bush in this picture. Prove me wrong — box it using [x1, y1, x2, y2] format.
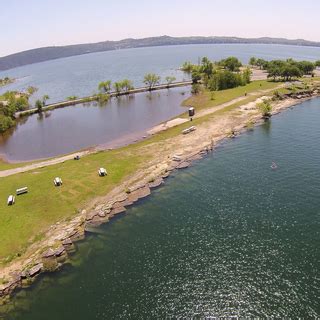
[257, 100, 273, 117]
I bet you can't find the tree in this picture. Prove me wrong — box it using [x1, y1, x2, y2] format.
[35, 99, 43, 113]
[191, 70, 202, 84]
[296, 61, 315, 75]
[113, 82, 122, 96]
[200, 57, 214, 77]
[42, 95, 49, 106]
[256, 58, 269, 70]
[121, 79, 134, 93]
[191, 83, 201, 95]
[257, 100, 272, 118]
[26, 86, 38, 96]
[315, 60, 320, 67]
[165, 76, 176, 88]
[249, 57, 257, 66]
[143, 73, 161, 90]
[98, 80, 112, 93]
[280, 65, 302, 81]
[267, 67, 281, 81]
[219, 57, 242, 72]
[181, 61, 194, 73]
[242, 67, 252, 84]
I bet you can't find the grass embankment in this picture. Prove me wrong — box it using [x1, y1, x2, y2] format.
[0, 80, 282, 264]
[182, 80, 277, 111]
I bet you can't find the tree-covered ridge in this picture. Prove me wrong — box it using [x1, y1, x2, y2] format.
[2, 35, 320, 71]
[249, 57, 319, 81]
[182, 56, 252, 93]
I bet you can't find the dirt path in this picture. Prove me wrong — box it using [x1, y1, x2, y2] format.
[0, 150, 92, 177]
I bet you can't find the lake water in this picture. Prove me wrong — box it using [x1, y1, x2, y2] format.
[1, 44, 320, 161]
[1, 44, 320, 104]
[0, 87, 189, 161]
[2, 98, 320, 319]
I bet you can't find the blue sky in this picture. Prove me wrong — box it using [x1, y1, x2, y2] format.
[1, 0, 319, 56]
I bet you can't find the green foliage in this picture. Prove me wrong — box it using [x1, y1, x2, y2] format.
[67, 96, 78, 101]
[272, 90, 283, 100]
[181, 61, 194, 73]
[113, 82, 122, 95]
[315, 60, 320, 67]
[26, 86, 38, 96]
[0, 91, 30, 132]
[0, 114, 14, 132]
[191, 70, 202, 84]
[251, 57, 316, 81]
[165, 76, 176, 87]
[249, 57, 257, 66]
[191, 83, 201, 95]
[242, 67, 252, 84]
[121, 79, 134, 93]
[218, 56, 242, 72]
[207, 69, 251, 91]
[35, 99, 43, 113]
[199, 57, 214, 76]
[0, 77, 14, 87]
[98, 80, 112, 93]
[257, 99, 272, 117]
[143, 73, 161, 90]
[96, 93, 110, 103]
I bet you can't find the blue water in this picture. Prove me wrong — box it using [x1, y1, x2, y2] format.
[2, 98, 320, 318]
[1, 44, 320, 104]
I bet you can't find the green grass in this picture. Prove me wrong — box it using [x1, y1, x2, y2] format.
[0, 80, 287, 263]
[182, 80, 279, 112]
[0, 148, 148, 262]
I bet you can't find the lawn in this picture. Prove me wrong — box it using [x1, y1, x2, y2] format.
[0, 80, 286, 263]
[0, 148, 147, 262]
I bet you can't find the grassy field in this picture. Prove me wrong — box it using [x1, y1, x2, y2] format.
[0, 80, 287, 264]
[0, 148, 148, 263]
[182, 80, 279, 112]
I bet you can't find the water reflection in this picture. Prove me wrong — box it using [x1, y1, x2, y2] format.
[0, 87, 189, 161]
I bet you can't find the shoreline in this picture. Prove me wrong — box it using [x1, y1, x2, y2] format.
[0, 89, 319, 305]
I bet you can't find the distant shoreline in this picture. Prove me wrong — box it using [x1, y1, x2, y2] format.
[1, 35, 320, 71]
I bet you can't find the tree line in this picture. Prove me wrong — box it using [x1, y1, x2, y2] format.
[181, 56, 251, 93]
[97, 74, 177, 99]
[249, 57, 320, 81]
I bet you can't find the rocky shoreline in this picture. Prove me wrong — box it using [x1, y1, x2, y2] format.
[0, 88, 319, 306]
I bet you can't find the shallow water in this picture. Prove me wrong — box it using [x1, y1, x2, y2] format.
[0, 87, 188, 161]
[2, 98, 320, 319]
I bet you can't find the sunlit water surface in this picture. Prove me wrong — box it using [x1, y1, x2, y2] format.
[1, 98, 320, 319]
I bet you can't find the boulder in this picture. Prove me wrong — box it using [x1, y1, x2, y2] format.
[177, 161, 190, 169]
[42, 248, 55, 258]
[62, 238, 73, 246]
[54, 246, 65, 257]
[148, 178, 163, 189]
[29, 263, 43, 277]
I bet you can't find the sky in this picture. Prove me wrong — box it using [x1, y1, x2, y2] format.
[1, 0, 320, 57]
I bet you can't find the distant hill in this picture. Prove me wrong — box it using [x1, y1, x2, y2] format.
[1, 35, 320, 71]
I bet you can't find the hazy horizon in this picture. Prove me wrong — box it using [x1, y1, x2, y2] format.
[1, 0, 320, 56]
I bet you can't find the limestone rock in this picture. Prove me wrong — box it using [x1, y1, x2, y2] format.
[29, 263, 43, 277]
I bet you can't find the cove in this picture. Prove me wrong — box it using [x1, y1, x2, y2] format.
[2, 98, 320, 318]
[0, 87, 188, 161]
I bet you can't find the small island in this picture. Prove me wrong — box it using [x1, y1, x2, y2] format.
[0, 77, 14, 87]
